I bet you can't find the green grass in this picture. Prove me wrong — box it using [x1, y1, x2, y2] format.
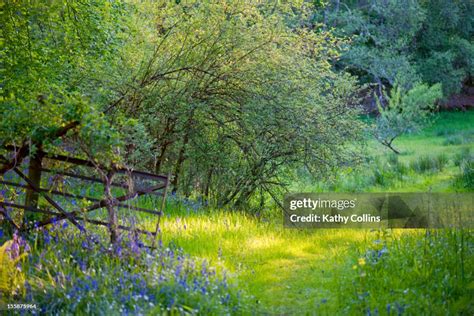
[2, 111, 473, 314]
[155, 212, 371, 314]
[291, 111, 474, 193]
[152, 212, 473, 314]
[153, 111, 474, 314]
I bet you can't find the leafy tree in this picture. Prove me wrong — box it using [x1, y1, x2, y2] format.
[0, 0, 135, 230]
[1, 1, 126, 163]
[373, 83, 442, 154]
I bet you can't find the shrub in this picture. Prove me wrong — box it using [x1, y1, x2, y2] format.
[373, 83, 442, 154]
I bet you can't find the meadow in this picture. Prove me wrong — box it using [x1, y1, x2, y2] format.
[154, 111, 474, 314]
[1, 111, 473, 315]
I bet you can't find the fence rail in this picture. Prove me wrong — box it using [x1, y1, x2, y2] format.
[0, 149, 169, 247]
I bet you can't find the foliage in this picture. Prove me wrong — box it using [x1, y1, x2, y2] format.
[372, 83, 442, 153]
[0, 0, 131, 162]
[0, 0, 366, 207]
[107, 0, 365, 206]
[314, 0, 474, 97]
[0, 232, 29, 299]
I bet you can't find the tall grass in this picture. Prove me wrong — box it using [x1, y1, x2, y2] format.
[457, 159, 474, 189]
[334, 229, 473, 314]
[410, 153, 449, 173]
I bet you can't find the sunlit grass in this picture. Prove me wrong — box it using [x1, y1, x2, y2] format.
[143, 111, 474, 314]
[145, 209, 422, 313]
[1, 112, 472, 314]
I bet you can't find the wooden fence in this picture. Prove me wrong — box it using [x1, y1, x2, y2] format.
[0, 149, 169, 248]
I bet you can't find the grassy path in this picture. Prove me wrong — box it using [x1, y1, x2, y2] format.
[160, 213, 375, 313]
[156, 111, 474, 314]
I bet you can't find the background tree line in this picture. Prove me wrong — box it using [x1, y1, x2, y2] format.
[314, 0, 473, 99]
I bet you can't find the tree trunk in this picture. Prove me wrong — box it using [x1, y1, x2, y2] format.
[155, 142, 169, 174]
[171, 111, 194, 193]
[203, 167, 213, 202]
[171, 132, 190, 194]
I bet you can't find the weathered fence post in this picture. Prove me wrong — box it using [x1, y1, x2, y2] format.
[24, 150, 43, 225]
[152, 172, 170, 249]
[104, 169, 119, 245]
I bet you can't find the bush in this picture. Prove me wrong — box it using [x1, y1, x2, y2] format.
[373, 83, 442, 154]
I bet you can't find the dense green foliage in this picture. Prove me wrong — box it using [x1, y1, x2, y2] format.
[316, 0, 474, 97]
[114, 2, 364, 207]
[1, 1, 472, 204]
[1, 0, 365, 207]
[0, 0, 131, 160]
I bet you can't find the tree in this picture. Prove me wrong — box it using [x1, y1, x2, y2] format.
[373, 83, 442, 154]
[0, 0, 132, 165]
[0, 0, 132, 230]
